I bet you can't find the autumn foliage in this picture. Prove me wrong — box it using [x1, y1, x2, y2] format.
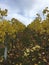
[0, 7, 49, 65]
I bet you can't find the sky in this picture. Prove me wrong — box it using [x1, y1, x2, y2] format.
[0, 0, 49, 25]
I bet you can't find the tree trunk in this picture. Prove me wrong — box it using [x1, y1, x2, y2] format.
[4, 46, 8, 60]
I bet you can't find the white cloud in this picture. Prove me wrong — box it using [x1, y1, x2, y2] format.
[6, 13, 33, 26]
[0, 0, 49, 26]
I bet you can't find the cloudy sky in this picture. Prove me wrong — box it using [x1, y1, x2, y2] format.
[0, 0, 49, 25]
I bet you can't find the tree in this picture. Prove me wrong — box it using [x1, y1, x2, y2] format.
[0, 8, 8, 20]
[11, 18, 26, 32]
